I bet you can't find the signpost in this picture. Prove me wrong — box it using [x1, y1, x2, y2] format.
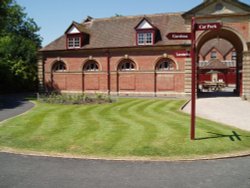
[190, 17, 196, 140]
[166, 20, 222, 140]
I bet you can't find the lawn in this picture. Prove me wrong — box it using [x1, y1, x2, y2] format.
[0, 98, 249, 159]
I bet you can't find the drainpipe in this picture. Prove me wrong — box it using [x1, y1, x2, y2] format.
[106, 50, 111, 95]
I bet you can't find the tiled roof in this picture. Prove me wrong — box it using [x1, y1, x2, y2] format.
[199, 38, 233, 57]
[40, 13, 189, 51]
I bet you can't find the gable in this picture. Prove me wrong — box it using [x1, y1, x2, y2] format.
[67, 26, 81, 34]
[200, 38, 234, 57]
[196, 1, 249, 15]
[183, 0, 250, 18]
[205, 47, 222, 58]
[134, 18, 157, 30]
[136, 19, 154, 29]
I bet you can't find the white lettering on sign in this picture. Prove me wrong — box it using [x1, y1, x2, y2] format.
[174, 51, 190, 58]
[166, 33, 191, 40]
[196, 23, 222, 31]
[172, 34, 189, 39]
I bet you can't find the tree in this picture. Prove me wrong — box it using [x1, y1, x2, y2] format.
[0, 0, 41, 93]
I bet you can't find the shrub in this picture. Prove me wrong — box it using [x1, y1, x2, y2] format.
[37, 93, 114, 105]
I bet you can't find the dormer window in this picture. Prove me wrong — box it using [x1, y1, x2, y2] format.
[135, 18, 158, 46]
[211, 51, 217, 59]
[68, 37, 81, 48]
[137, 32, 153, 45]
[65, 22, 90, 49]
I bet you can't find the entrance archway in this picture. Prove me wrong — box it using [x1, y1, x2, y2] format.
[196, 27, 246, 97]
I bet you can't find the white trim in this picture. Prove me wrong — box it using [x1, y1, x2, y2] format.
[67, 26, 80, 34]
[137, 20, 153, 29]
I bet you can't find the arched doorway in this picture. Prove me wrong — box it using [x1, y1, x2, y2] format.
[82, 60, 100, 91]
[155, 58, 178, 92]
[196, 28, 246, 97]
[117, 59, 137, 93]
[51, 61, 67, 91]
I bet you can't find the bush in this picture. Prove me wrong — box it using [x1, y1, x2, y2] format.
[37, 93, 114, 105]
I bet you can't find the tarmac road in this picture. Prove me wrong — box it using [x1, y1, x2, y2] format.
[0, 93, 34, 122]
[0, 152, 250, 188]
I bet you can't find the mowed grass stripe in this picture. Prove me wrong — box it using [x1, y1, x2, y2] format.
[42, 106, 86, 152]
[68, 99, 141, 154]
[61, 105, 104, 153]
[84, 99, 144, 154]
[125, 99, 159, 143]
[141, 100, 182, 146]
[127, 99, 187, 156]
[0, 105, 58, 147]
[110, 99, 157, 154]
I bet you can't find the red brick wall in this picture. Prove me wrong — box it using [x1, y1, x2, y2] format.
[204, 48, 224, 61]
[43, 50, 186, 95]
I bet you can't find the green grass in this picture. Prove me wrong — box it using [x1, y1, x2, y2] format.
[0, 98, 249, 159]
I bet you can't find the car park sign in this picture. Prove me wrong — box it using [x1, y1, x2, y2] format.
[196, 22, 222, 31]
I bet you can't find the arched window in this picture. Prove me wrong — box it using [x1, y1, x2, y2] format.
[52, 61, 66, 72]
[118, 60, 136, 71]
[156, 59, 176, 71]
[83, 61, 99, 71]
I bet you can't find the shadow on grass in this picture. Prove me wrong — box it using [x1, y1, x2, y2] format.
[196, 131, 247, 141]
[0, 93, 35, 110]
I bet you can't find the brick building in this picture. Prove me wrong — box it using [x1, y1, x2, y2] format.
[38, 0, 250, 99]
[198, 38, 237, 86]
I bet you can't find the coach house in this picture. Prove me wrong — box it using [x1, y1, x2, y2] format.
[38, 0, 250, 100]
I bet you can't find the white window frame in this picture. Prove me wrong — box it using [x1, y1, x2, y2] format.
[68, 37, 81, 49]
[137, 32, 153, 45]
[84, 62, 99, 72]
[119, 62, 135, 71]
[53, 62, 66, 72]
[157, 61, 175, 71]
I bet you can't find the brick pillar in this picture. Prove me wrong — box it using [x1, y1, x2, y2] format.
[185, 58, 192, 96]
[37, 55, 45, 92]
[242, 51, 250, 100]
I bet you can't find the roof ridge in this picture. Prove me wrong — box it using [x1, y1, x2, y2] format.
[85, 12, 183, 23]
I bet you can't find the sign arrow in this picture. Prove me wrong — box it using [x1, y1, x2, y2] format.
[173, 50, 190, 58]
[166, 32, 191, 40]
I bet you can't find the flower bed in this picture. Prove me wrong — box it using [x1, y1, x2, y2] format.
[37, 93, 114, 105]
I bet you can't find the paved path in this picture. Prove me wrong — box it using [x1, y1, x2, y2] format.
[0, 94, 35, 122]
[183, 96, 250, 131]
[0, 152, 249, 188]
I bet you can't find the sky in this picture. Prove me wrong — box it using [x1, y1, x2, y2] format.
[15, 0, 250, 47]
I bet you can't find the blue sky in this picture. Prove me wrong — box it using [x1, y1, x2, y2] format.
[15, 0, 250, 47]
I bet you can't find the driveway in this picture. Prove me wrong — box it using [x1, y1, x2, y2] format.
[0, 93, 35, 122]
[0, 152, 249, 188]
[183, 95, 250, 131]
